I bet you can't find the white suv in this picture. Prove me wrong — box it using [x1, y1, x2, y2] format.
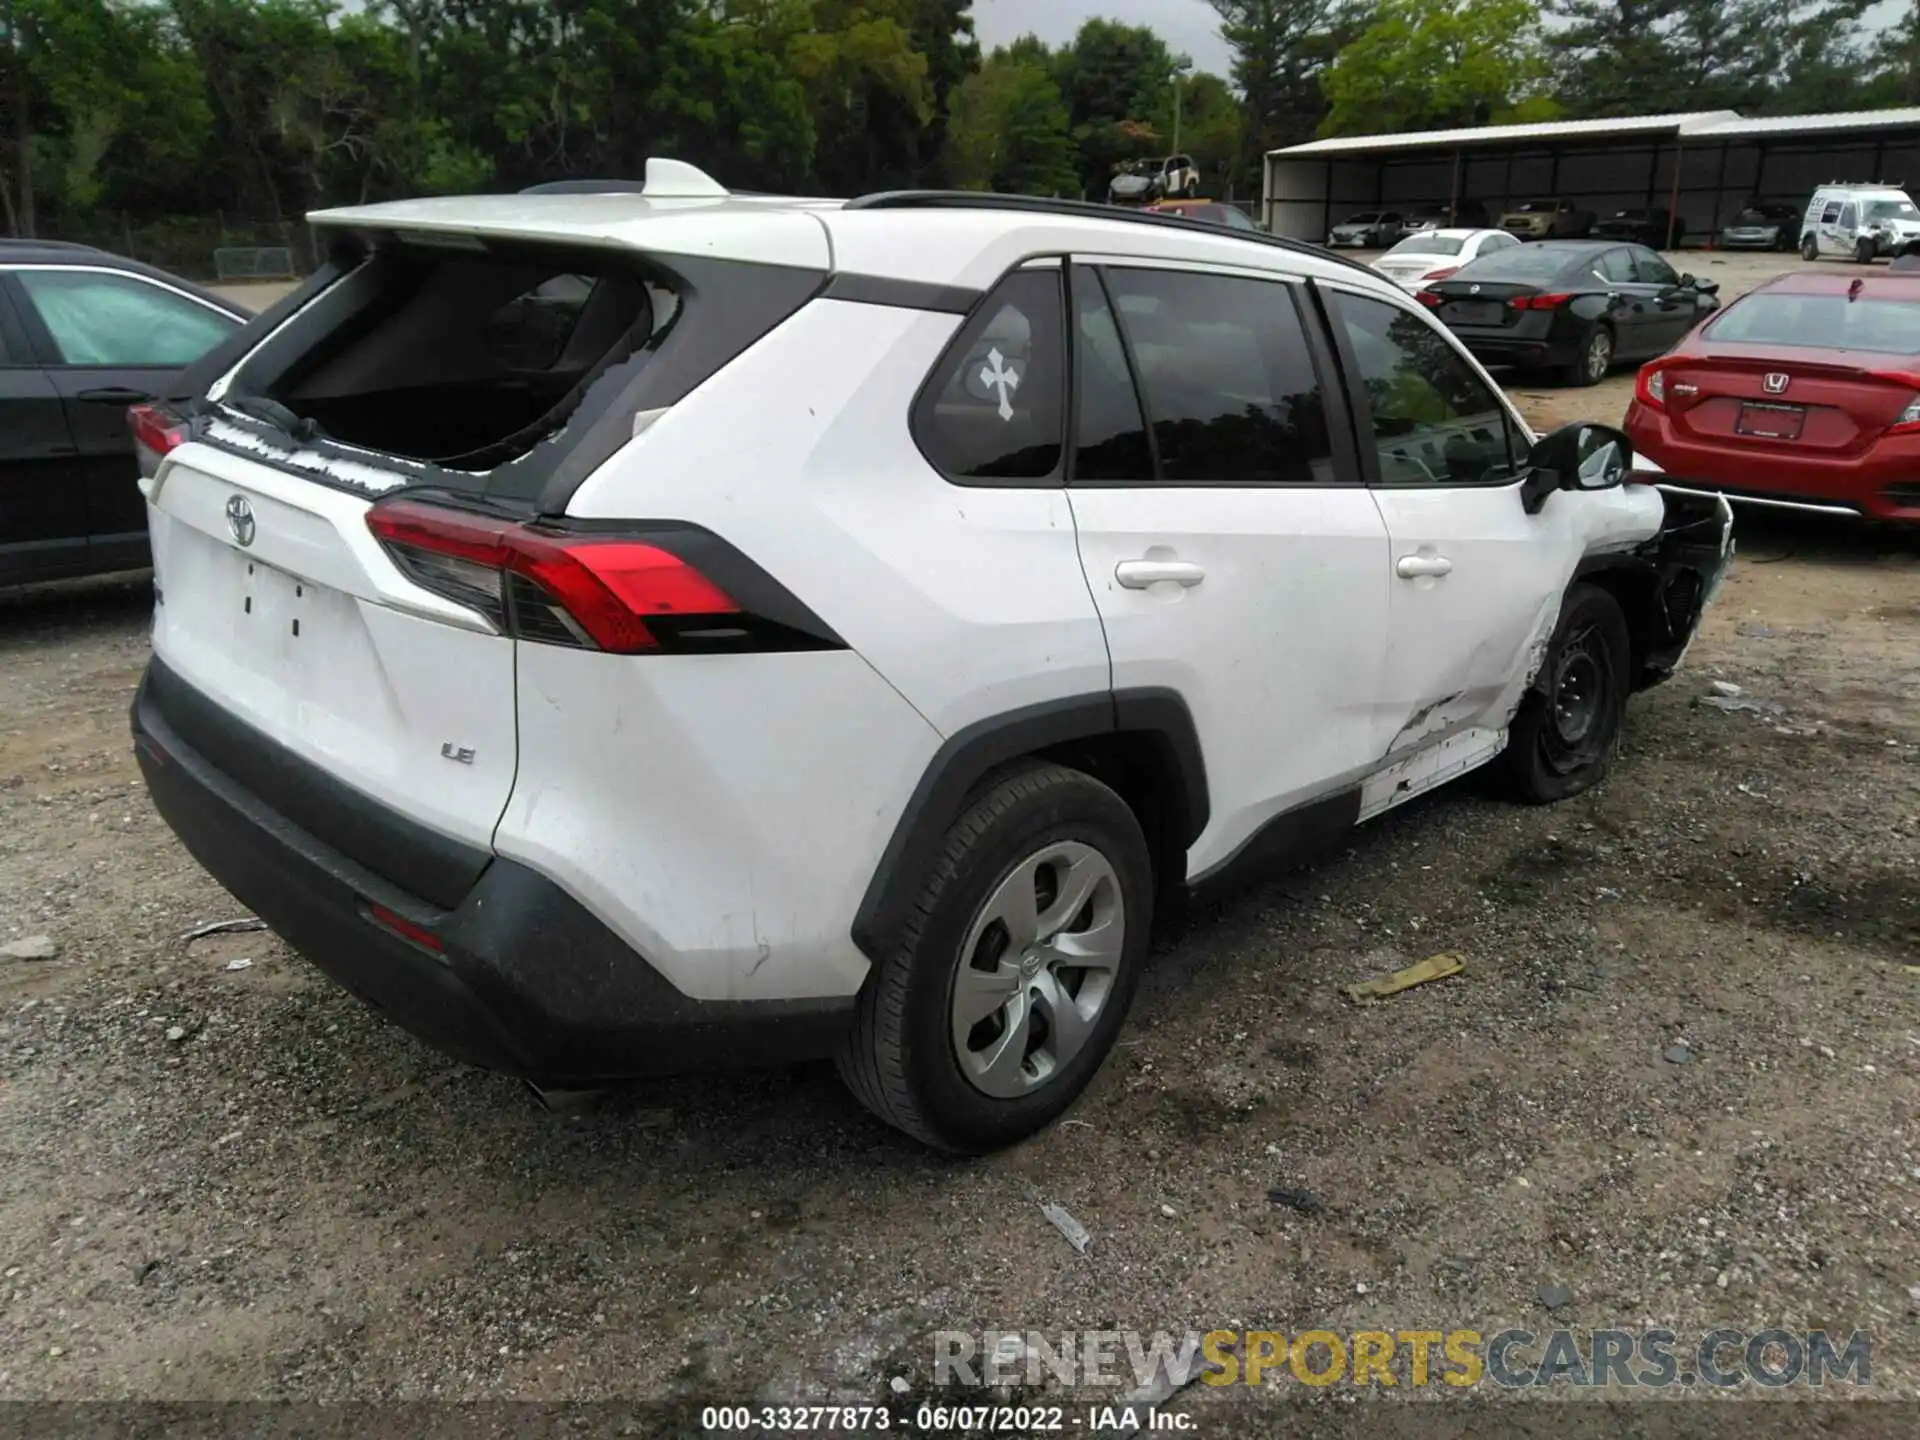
[129, 160, 1732, 1152]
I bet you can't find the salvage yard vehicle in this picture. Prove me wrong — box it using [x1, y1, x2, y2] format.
[1801, 184, 1920, 262]
[1370, 227, 1519, 291]
[1627, 270, 1920, 524]
[0, 240, 247, 586]
[128, 163, 1733, 1153]
[1419, 239, 1720, 386]
[1109, 155, 1200, 206]
[1326, 210, 1405, 248]
[1498, 198, 1595, 240]
[1719, 202, 1801, 251]
[1595, 207, 1684, 249]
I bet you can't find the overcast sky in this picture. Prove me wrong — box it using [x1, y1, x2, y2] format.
[972, 0, 1236, 76]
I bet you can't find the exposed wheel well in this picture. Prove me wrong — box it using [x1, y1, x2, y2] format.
[1031, 730, 1192, 912]
[1577, 561, 1679, 692]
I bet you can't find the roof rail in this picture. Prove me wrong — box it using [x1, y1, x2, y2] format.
[518, 158, 730, 199]
[844, 190, 1375, 274]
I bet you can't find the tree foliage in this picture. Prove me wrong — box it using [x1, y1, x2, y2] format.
[1320, 0, 1556, 137]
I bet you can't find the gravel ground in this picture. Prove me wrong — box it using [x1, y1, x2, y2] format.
[1, 251, 1917, 1428]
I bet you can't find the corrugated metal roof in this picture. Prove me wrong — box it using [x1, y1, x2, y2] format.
[1268, 112, 1740, 158]
[1689, 107, 1920, 139]
[1269, 106, 1920, 159]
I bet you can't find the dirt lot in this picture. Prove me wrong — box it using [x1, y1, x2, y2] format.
[2, 252, 1918, 1427]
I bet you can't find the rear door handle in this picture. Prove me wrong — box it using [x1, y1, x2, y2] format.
[1115, 559, 1206, 590]
[77, 387, 152, 405]
[1396, 554, 1454, 579]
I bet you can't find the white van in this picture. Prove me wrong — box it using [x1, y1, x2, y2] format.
[1801, 183, 1920, 261]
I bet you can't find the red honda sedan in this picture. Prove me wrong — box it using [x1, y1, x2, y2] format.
[1625, 271, 1920, 523]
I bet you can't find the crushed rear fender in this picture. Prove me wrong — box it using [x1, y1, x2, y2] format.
[1576, 484, 1734, 690]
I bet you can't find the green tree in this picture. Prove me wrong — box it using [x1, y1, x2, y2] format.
[1320, 0, 1556, 137]
[946, 46, 1076, 196]
[1056, 18, 1176, 197]
[1209, 0, 1366, 179]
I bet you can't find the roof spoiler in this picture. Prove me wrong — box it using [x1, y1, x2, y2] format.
[519, 158, 729, 199]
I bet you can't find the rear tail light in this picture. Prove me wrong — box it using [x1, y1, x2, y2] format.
[1636, 363, 1669, 410]
[1868, 370, 1920, 435]
[1423, 267, 1458, 282]
[366, 496, 842, 656]
[128, 403, 187, 469]
[1415, 289, 1444, 307]
[1511, 293, 1573, 311]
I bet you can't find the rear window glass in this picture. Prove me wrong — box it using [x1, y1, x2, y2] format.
[1387, 235, 1464, 257]
[1454, 247, 1573, 281]
[1706, 293, 1920, 353]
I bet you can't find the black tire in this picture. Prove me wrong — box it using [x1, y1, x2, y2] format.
[1499, 584, 1632, 804]
[1563, 323, 1613, 387]
[1855, 237, 1876, 264]
[1800, 234, 1818, 261]
[836, 762, 1153, 1153]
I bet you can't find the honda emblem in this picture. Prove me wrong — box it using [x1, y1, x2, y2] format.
[1763, 372, 1790, 395]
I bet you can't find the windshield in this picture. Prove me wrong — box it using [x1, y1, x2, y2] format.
[1454, 247, 1574, 281]
[1386, 235, 1464, 257]
[1867, 200, 1919, 222]
[1707, 292, 1920, 353]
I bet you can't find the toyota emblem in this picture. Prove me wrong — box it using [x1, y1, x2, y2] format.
[1763, 372, 1790, 395]
[225, 495, 257, 548]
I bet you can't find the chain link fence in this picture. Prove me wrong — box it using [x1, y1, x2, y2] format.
[29, 215, 311, 281]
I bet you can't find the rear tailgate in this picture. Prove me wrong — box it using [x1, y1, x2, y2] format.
[1655, 352, 1916, 455]
[146, 442, 518, 897]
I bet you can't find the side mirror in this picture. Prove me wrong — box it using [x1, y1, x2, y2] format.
[1679, 273, 1697, 287]
[1520, 422, 1632, 514]
[1697, 279, 1721, 296]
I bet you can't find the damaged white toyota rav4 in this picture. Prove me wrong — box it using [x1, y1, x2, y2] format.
[130, 161, 1732, 1152]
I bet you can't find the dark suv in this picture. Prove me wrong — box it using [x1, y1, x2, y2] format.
[1, 241, 247, 587]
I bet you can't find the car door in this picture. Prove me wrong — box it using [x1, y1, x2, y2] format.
[0, 283, 86, 582]
[1630, 246, 1700, 351]
[5, 264, 242, 571]
[1062, 259, 1393, 880]
[1590, 247, 1657, 356]
[1835, 201, 1859, 257]
[1318, 282, 1570, 770]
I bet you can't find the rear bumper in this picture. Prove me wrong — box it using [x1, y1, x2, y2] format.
[1625, 403, 1920, 524]
[1451, 327, 1574, 369]
[132, 660, 854, 1083]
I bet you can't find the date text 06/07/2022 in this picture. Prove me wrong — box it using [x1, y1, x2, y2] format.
[699, 1402, 1197, 1433]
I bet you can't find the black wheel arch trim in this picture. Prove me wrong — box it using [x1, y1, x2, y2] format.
[850, 688, 1209, 963]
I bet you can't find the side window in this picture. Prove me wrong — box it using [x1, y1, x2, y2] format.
[1070, 268, 1153, 482]
[913, 268, 1066, 483]
[1821, 201, 1842, 224]
[14, 268, 238, 367]
[1597, 249, 1636, 284]
[1101, 267, 1336, 485]
[1634, 248, 1680, 287]
[1839, 202, 1857, 228]
[483, 273, 599, 371]
[1329, 289, 1523, 487]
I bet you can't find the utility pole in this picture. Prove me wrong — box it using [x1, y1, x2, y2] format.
[1171, 53, 1192, 156]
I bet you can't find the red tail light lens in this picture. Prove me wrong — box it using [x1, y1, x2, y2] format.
[1635, 363, 1669, 410]
[1423, 266, 1458, 282]
[1511, 293, 1574, 311]
[128, 403, 187, 457]
[365, 497, 841, 657]
[1415, 289, 1444, 307]
[367, 498, 738, 654]
[1865, 371, 1920, 435]
[367, 903, 444, 954]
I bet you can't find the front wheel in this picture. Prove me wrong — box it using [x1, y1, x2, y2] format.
[1801, 234, 1819, 261]
[1500, 584, 1632, 804]
[1855, 237, 1877, 264]
[837, 762, 1152, 1153]
[1564, 324, 1614, 387]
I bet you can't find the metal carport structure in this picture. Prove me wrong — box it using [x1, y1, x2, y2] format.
[1263, 107, 1920, 245]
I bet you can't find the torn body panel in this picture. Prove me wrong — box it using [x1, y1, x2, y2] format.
[1578, 488, 1735, 692]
